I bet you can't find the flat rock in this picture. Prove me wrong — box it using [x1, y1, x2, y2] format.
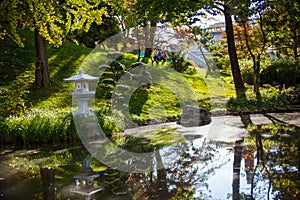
[121, 112, 300, 144]
[250, 114, 273, 125]
[220, 115, 245, 128]
[266, 112, 300, 127]
[123, 116, 247, 144]
[123, 122, 180, 136]
[177, 116, 247, 143]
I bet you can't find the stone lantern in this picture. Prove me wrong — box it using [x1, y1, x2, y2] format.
[64, 68, 99, 115]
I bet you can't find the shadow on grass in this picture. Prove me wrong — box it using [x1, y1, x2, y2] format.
[0, 29, 36, 86]
[29, 41, 93, 108]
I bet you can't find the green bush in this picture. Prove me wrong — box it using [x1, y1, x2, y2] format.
[96, 112, 122, 137]
[0, 107, 123, 144]
[261, 59, 300, 86]
[260, 84, 289, 106]
[0, 67, 35, 118]
[96, 61, 126, 99]
[239, 59, 254, 85]
[239, 59, 300, 86]
[169, 52, 196, 74]
[226, 84, 292, 111]
[213, 55, 231, 72]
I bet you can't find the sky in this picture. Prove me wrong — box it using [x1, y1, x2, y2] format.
[194, 12, 225, 28]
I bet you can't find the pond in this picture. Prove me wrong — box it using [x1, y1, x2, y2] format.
[1, 121, 300, 200]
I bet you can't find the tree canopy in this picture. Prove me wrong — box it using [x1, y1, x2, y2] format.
[1, 0, 299, 93]
[0, 0, 108, 47]
[264, 0, 300, 60]
[0, 0, 109, 87]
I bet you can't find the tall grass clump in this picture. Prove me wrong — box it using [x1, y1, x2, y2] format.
[226, 84, 293, 112]
[0, 109, 77, 144]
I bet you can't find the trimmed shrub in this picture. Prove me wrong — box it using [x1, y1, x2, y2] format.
[169, 52, 196, 74]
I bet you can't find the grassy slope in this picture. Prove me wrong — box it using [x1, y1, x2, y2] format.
[0, 29, 235, 120]
[0, 29, 93, 112]
[3, 29, 298, 145]
[126, 61, 235, 122]
[31, 40, 93, 110]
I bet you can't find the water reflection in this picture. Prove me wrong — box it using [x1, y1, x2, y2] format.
[248, 126, 300, 200]
[0, 124, 300, 199]
[40, 167, 55, 200]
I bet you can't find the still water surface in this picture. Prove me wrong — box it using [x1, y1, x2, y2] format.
[0, 125, 300, 200]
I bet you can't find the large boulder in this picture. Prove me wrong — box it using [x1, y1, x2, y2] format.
[179, 105, 211, 127]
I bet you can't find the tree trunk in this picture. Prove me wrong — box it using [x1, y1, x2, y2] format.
[34, 28, 51, 88]
[232, 141, 243, 200]
[223, 5, 246, 99]
[155, 151, 169, 200]
[253, 58, 262, 103]
[253, 60, 259, 94]
[293, 30, 298, 60]
[137, 48, 141, 62]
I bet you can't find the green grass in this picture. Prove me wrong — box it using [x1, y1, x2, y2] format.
[0, 29, 94, 112]
[30, 42, 93, 109]
[7, 28, 296, 144]
[125, 62, 228, 122]
[0, 27, 234, 116]
[0, 29, 236, 143]
[112, 127, 186, 152]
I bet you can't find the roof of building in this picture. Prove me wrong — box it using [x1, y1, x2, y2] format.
[64, 68, 99, 82]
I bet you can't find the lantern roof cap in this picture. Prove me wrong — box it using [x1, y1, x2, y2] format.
[64, 68, 99, 82]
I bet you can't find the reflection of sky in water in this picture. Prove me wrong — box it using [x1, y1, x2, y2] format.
[1, 125, 298, 199]
[159, 137, 276, 199]
[203, 153, 233, 199]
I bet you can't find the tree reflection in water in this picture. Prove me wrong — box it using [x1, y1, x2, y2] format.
[1, 122, 300, 199]
[238, 114, 300, 200]
[125, 123, 300, 200]
[125, 137, 233, 199]
[250, 126, 300, 200]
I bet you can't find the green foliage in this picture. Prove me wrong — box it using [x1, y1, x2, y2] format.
[211, 54, 231, 72]
[0, 110, 77, 144]
[227, 95, 258, 111]
[260, 84, 291, 106]
[261, 59, 300, 86]
[226, 84, 293, 111]
[0, 0, 109, 88]
[0, 29, 36, 117]
[264, 0, 300, 59]
[239, 58, 300, 87]
[170, 187, 197, 200]
[0, 0, 108, 47]
[204, 40, 231, 72]
[69, 17, 121, 48]
[240, 59, 254, 84]
[0, 70, 34, 118]
[97, 60, 126, 99]
[132, 0, 207, 27]
[96, 112, 123, 137]
[169, 52, 196, 75]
